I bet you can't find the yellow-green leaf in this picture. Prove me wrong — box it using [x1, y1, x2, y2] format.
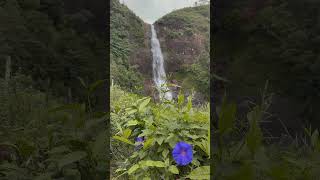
[186, 166, 210, 180]
[123, 128, 132, 138]
[126, 120, 139, 126]
[139, 160, 166, 168]
[143, 138, 154, 150]
[139, 97, 150, 112]
[128, 164, 140, 175]
[162, 149, 169, 158]
[169, 165, 179, 174]
[113, 136, 134, 145]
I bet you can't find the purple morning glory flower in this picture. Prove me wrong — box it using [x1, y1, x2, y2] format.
[135, 137, 144, 142]
[172, 142, 193, 166]
[134, 136, 145, 151]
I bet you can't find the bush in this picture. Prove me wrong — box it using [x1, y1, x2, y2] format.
[212, 90, 320, 179]
[111, 86, 210, 179]
[0, 76, 107, 179]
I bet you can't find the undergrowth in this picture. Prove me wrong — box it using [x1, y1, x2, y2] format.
[0, 74, 107, 180]
[111, 85, 210, 179]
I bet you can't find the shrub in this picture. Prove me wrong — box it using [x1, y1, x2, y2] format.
[111, 86, 210, 179]
[0, 76, 107, 179]
[212, 89, 320, 179]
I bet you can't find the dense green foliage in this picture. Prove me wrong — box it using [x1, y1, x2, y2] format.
[211, 1, 320, 179]
[213, 91, 320, 179]
[0, 75, 107, 179]
[110, 0, 147, 94]
[0, 0, 106, 107]
[215, 0, 320, 128]
[156, 5, 210, 100]
[0, 0, 107, 179]
[110, 86, 210, 179]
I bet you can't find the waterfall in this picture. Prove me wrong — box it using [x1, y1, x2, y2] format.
[150, 24, 172, 101]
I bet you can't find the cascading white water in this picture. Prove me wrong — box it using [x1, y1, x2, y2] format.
[150, 24, 172, 100]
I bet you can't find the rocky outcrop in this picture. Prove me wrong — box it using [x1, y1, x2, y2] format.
[154, 5, 210, 104]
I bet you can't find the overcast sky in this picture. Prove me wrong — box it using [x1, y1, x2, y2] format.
[120, 0, 203, 24]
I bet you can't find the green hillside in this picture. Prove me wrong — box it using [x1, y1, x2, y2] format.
[0, 0, 107, 179]
[111, 0, 152, 95]
[215, 0, 320, 132]
[155, 5, 210, 102]
[0, 0, 106, 108]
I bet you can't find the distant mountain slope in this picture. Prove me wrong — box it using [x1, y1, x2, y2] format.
[155, 5, 210, 102]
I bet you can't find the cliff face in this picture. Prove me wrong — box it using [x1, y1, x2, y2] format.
[154, 5, 210, 103]
[128, 24, 155, 97]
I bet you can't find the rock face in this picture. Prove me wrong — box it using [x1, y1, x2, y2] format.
[153, 5, 210, 104]
[128, 24, 154, 96]
[129, 24, 152, 77]
[157, 32, 206, 72]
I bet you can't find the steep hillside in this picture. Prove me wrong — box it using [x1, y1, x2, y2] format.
[110, 0, 153, 95]
[214, 0, 320, 135]
[0, 1, 107, 179]
[0, 0, 106, 108]
[155, 5, 210, 103]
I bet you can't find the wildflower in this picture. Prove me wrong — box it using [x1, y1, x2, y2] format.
[172, 142, 193, 166]
[134, 136, 145, 151]
[135, 137, 144, 142]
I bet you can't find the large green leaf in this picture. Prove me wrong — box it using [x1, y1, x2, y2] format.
[178, 93, 185, 107]
[58, 151, 87, 169]
[212, 73, 229, 82]
[128, 164, 139, 175]
[126, 120, 139, 126]
[168, 165, 179, 174]
[125, 108, 138, 115]
[187, 95, 193, 112]
[162, 149, 169, 158]
[186, 166, 210, 179]
[245, 106, 263, 154]
[77, 77, 87, 88]
[48, 146, 70, 154]
[92, 130, 107, 158]
[218, 98, 237, 135]
[112, 135, 134, 145]
[311, 130, 320, 150]
[88, 79, 106, 94]
[155, 136, 165, 145]
[139, 160, 166, 168]
[138, 97, 150, 112]
[143, 138, 154, 150]
[123, 128, 132, 139]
